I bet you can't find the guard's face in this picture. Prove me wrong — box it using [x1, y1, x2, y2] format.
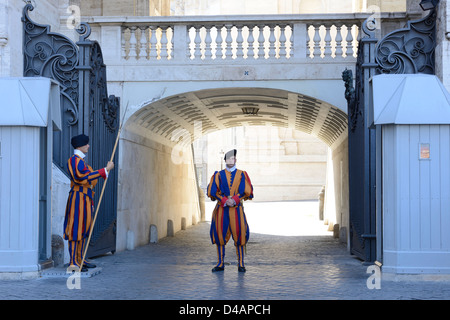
[78, 144, 90, 154]
[225, 156, 236, 167]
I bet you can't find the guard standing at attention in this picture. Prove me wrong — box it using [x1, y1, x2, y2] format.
[63, 134, 114, 271]
[207, 149, 254, 272]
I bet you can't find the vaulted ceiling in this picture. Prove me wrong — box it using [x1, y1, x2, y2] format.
[126, 88, 348, 148]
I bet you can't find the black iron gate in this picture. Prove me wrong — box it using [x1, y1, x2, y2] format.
[342, 18, 377, 262]
[343, 6, 438, 263]
[22, 4, 119, 258]
[84, 40, 120, 257]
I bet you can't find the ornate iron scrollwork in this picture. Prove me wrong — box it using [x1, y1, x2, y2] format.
[106, 95, 120, 131]
[88, 41, 119, 132]
[342, 68, 359, 132]
[375, 9, 437, 74]
[343, 16, 377, 133]
[22, 3, 79, 125]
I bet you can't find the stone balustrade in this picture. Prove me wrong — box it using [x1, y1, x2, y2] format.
[122, 18, 360, 61]
[82, 13, 410, 84]
[85, 13, 410, 64]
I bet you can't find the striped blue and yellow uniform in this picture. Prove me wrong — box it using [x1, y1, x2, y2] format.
[207, 169, 253, 269]
[63, 154, 106, 267]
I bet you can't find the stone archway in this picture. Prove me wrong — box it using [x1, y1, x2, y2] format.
[116, 87, 349, 251]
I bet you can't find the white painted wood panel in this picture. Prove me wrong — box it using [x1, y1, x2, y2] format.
[0, 126, 40, 272]
[382, 125, 396, 251]
[440, 126, 450, 250]
[429, 125, 441, 250]
[383, 124, 450, 273]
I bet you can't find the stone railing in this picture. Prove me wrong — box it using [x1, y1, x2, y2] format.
[84, 13, 409, 64]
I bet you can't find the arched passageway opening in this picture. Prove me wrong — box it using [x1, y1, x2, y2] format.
[117, 87, 348, 251]
[196, 125, 332, 236]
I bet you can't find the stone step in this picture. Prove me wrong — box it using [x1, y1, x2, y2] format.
[40, 266, 102, 278]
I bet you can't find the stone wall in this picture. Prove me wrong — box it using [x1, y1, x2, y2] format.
[323, 137, 349, 244]
[116, 126, 201, 251]
[51, 164, 71, 265]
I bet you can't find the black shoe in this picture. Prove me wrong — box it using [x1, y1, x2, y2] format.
[83, 261, 96, 269]
[211, 266, 224, 272]
[238, 266, 246, 272]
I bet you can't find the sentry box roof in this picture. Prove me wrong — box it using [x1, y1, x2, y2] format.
[369, 74, 450, 126]
[0, 77, 61, 130]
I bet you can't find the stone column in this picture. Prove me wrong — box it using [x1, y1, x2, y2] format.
[435, 0, 450, 92]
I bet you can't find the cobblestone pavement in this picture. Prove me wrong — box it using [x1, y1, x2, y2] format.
[1, 201, 450, 300]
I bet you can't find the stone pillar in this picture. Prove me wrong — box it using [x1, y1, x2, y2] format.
[435, 0, 450, 92]
[318, 185, 325, 220]
[51, 235, 64, 267]
[149, 224, 158, 243]
[126, 230, 135, 250]
[167, 219, 174, 237]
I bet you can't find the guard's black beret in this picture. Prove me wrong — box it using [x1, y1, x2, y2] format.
[224, 149, 237, 160]
[71, 134, 89, 149]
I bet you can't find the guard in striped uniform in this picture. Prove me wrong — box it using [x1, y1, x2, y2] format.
[63, 134, 114, 271]
[207, 149, 254, 272]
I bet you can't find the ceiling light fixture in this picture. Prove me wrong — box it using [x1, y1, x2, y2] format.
[241, 107, 260, 115]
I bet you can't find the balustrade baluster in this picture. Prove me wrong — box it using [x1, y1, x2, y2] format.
[324, 25, 332, 58]
[138, 26, 148, 60]
[224, 25, 233, 60]
[279, 24, 287, 59]
[216, 26, 224, 59]
[345, 25, 354, 58]
[129, 26, 138, 59]
[312, 25, 321, 59]
[257, 25, 265, 59]
[160, 28, 168, 60]
[247, 25, 255, 59]
[149, 26, 158, 60]
[335, 26, 343, 58]
[194, 26, 202, 60]
[268, 25, 276, 59]
[236, 25, 244, 59]
[204, 26, 213, 60]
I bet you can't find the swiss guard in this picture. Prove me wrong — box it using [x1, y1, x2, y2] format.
[63, 134, 114, 271]
[207, 149, 254, 272]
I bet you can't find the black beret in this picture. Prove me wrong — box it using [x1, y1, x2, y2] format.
[224, 149, 237, 160]
[71, 134, 89, 149]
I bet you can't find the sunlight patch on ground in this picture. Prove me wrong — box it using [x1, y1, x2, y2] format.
[204, 200, 333, 237]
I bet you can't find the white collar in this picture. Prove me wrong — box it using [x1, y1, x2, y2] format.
[225, 165, 236, 172]
[74, 149, 86, 159]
